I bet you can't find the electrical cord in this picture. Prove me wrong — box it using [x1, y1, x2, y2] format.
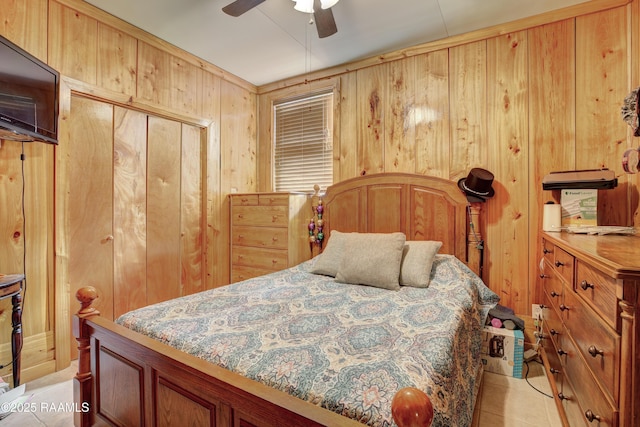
[0, 143, 27, 371]
[524, 359, 554, 399]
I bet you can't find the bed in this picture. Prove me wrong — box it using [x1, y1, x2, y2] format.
[73, 173, 499, 427]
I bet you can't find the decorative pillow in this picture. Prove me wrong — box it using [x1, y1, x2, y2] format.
[399, 240, 443, 288]
[335, 232, 406, 290]
[309, 230, 348, 277]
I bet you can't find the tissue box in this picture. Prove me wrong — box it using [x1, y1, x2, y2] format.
[561, 189, 598, 226]
[480, 326, 524, 378]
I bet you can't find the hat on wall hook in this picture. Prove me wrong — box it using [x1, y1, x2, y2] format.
[458, 168, 495, 203]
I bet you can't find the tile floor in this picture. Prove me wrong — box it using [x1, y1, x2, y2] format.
[2, 359, 561, 426]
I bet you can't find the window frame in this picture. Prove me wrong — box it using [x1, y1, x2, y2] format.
[259, 78, 340, 194]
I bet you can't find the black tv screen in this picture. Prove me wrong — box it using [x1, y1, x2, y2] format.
[0, 35, 59, 145]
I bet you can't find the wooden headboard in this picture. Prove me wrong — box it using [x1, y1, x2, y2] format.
[323, 173, 477, 272]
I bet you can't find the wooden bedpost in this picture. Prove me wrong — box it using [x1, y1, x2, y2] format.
[467, 203, 484, 278]
[73, 286, 99, 427]
[392, 387, 434, 427]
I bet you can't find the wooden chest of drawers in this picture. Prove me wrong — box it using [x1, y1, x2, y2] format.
[230, 193, 311, 283]
[538, 232, 640, 427]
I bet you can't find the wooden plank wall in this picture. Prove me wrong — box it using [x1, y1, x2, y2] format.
[257, 1, 640, 317]
[0, 0, 257, 382]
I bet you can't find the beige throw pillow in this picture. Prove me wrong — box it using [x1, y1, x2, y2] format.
[399, 240, 443, 288]
[335, 232, 406, 290]
[309, 230, 348, 277]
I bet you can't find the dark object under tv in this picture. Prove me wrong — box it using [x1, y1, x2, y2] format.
[0, 35, 59, 145]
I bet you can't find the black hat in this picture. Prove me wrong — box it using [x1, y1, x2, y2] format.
[458, 168, 495, 203]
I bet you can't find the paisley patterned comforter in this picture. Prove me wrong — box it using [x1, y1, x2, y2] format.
[116, 254, 499, 427]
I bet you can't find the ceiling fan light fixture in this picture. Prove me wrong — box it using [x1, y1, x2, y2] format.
[293, 0, 314, 13]
[320, 0, 339, 9]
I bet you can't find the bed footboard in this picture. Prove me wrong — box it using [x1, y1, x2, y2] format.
[73, 287, 432, 427]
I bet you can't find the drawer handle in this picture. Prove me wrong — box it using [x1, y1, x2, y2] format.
[580, 280, 594, 290]
[272, 216, 279, 222]
[557, 349, 567, 356]
[588, 345, 604, 358]
[555, 260, 564, 267]
[549, 368, 560, 374]
[272, 236, 279, 242]
[543, 248, 551, 254]
[585, 410, 601, 423]
[559, 304, 569, 312]
[539, 274, 548, 279]
[550, 291, 560, 298]
[557, 392, 569, 401]
[550, 328, 559, 336]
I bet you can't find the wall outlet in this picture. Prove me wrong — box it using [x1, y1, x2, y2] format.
[532, 304, 543, 320]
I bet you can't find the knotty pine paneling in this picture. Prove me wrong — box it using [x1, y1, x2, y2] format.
[48, 1, 98, 84]
[0, 0, 48, 61]
[220, 80, 257, 193]
[415, 50, 450, 178]
[113, 107, 148, 319]
[338, 72, 358, 182]
[356, 65, 387, 176]
[486, 31, 529, 310]
[385, 58, 416, 172]
[576, 8, 629, 226]
[138, 42, 200, 118]
[97, 23, 138, 96]
[449, 41, 487, 180]
[528, 20, 576, 307]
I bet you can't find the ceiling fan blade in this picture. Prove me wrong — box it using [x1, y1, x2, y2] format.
[313, 1, 337, 38]
[222, 0, 266, 17]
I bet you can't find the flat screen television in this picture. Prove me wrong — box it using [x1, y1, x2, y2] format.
[0, 35, 59, 145]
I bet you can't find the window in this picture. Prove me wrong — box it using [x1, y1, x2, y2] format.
[273, 90, 333, 192]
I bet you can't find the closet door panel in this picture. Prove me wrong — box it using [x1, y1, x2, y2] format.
[113, 107, 148, 318]
[147, 117, 182, 305]
[67, 95, 114, 352]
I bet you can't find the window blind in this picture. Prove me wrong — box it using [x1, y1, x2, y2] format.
[273, 91, 333, 192]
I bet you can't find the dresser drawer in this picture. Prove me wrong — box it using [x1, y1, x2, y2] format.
[563, 335, 617, 427]
[259, 194, 289, 206]
[563, 287, 620, 401]
[542, 265, 564, 313]
[231, 265, 275, 283]
[232, 226, 288, 250]
[543, 338, 564, 391]
[232, 205, 289, 227]
[232, 194, 259, 206]
[543, 291, 565, 347]
[575, 260, 618, 330]
[231, 245, 288, 271]
[542, 238, 555, 262]
[554, 247, 574, 285]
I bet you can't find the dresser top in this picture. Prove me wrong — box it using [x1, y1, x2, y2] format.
[543, 232, 640, 279]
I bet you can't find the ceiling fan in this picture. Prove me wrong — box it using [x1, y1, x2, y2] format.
[222, 0, 339, 38]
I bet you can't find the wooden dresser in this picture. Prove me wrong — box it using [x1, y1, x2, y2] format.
[538, 232, 639, 427]
[230, 192, 311, 283]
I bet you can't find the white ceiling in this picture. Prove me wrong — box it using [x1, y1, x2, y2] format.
[85, 0, 591, 86]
